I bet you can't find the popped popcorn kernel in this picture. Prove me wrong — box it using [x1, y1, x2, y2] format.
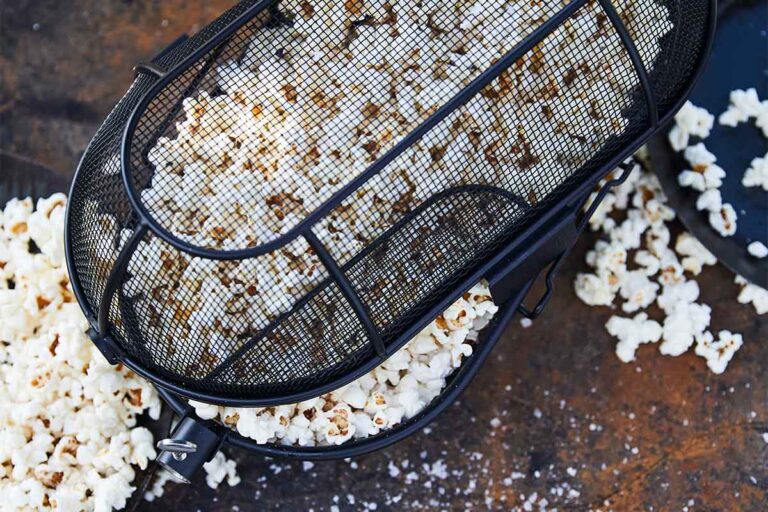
[0, 195, 161, 512]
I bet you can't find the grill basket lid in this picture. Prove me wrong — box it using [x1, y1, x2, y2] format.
[66, 0, 715, 405]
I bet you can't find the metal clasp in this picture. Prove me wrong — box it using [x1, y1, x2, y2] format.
[157, 439, 198, 461]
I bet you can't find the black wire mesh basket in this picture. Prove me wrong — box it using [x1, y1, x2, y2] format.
[65, 0, 715, 480]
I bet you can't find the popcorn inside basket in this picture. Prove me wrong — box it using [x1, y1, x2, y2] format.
[65, 0, 713, 402]
[132, 0, 660, 252]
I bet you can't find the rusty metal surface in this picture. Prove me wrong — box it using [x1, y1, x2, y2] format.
[1, 1, 765, 510]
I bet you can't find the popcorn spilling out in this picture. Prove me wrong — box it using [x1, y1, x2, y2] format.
[735, 275, 768, 315]
[668, 101, 714, 151]
[202, 452, 241, 490]
[747, 240, 768, 259]
[693, 330, 744, 375]
[678, 141, 736, 237]
[190, 282, 498, 446]
[575, 162, 763, 373]
[0, 195, 162, 511]
[743, 154, 768, 192]
[669, 92, 768, 254]
[718, 88, 768, 137]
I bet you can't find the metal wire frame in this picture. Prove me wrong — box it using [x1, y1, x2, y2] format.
[67, 0, 718, 407]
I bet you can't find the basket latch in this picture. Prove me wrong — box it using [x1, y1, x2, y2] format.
[157, 415, 226, 484]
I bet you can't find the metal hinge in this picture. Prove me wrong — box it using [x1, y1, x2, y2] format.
[157, 416, 225, 484]
[87, 328, 122, 365]
[133, 34, 190, 79]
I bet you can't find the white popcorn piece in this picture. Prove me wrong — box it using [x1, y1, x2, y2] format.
[130, 427, 157, 470]
[634, 250, 661, 276]
[619, 271, 659, 313]
[574, 273, 617, 306]
[756, 100, 768, 138]
[708, 203, 738, 237]
[742, 155, 768, 191]
[695, 188, 722, 212]
[657, 280, 700, 315]
[668, 101, 714, 151]
[143, 469, 176, 503]
[735, 275, 768, 315]
[694, 330, 743, 374]
[684, 143, 716, 169]
[189, 400, 221, 420]
[606, 313, 663, 363]
[667, 126, 690, 153]
[702, 164, 726, 190]
[677, 170, 706, 192]
[747, 241, 768, 259]
[675, 232, 716, 275]
[660, 301, 711, 357]
[203, 451, 241, 489]
[718, 88, 762, 127]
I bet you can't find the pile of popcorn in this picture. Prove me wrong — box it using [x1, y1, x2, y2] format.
[0, 195, 162, 511]
[189, 282, 498, 446]
[670, 90, 768, 255]
[110, 0, 673, 375]
[575, 158, 767, 374]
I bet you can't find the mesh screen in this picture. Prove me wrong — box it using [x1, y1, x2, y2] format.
[67, 0, 711, 402]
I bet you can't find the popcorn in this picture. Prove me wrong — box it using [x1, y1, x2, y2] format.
[143, 470, 175, 503]
[578, 160, 753, 373]
[606, 313, 663, 363]
[708, 203, 738, 237]
[695, 188, 722, 212]
[747, 241, 768, 259]
[718, 88, 762, 127]
[668, 101, 714, 151]
[670, 104, 750, 241]
[618, 271, 659, 313]
[684, 143, 716, 169]
[682, 143, 726, 191]
[735, 275, 768, 315]
[202, 451, 241, 489]
[756, 101, 768, 138]
[659, 301, 711, 356]
[742, 154, 768, 191]
[694, 330, 743, 374]
[192, 282, 498, 447]
[675, 233, 716, 275]
[677, 170, 706, 192]
[129, 428, 157, 470]
[0, 195, 162, 511]
[3, 197, 34, 239]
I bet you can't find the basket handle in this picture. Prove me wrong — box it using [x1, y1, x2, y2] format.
[510, 160, 638, 320]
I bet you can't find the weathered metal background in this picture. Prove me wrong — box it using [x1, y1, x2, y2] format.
[1, 1, 765, 510]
